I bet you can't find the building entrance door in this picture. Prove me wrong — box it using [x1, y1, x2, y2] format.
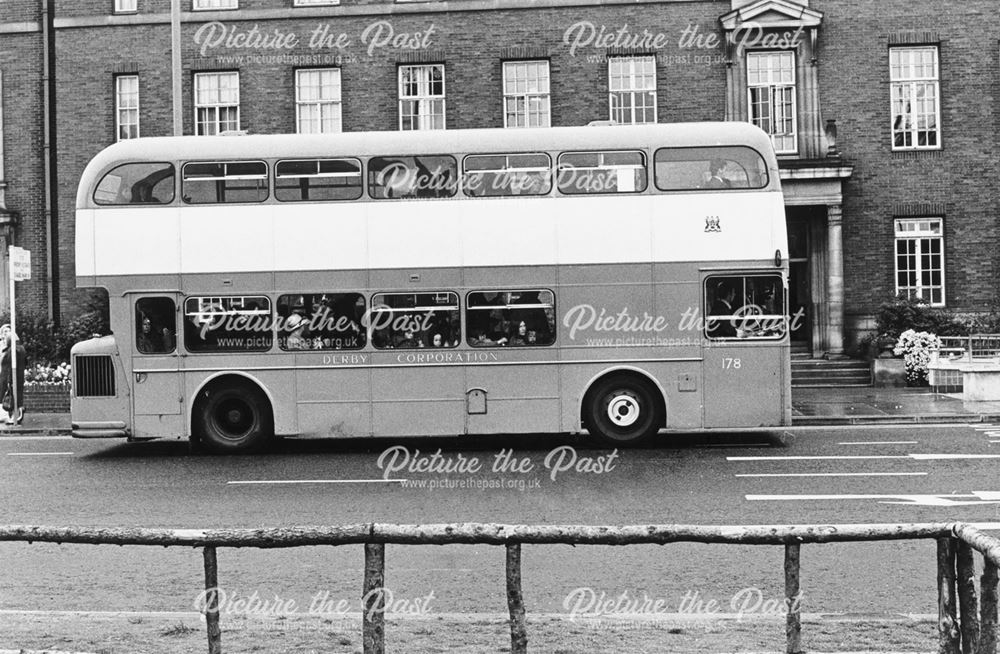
[787, 216, 811, 345]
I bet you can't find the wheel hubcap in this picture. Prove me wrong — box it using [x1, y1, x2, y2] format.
[607, 392, 641, 428]
[215, 398, 254, 439]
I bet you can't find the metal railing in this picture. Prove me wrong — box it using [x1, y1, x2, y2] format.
[2, 522, 999, 654]
[937, 335, 1000, 361]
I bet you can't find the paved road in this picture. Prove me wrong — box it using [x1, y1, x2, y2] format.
[2, 424, 1000, 618]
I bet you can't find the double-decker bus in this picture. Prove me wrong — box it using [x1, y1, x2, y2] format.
[71, 122, 789, 453]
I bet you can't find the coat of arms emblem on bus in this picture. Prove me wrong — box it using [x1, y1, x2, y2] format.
[704, 216, 722, 232]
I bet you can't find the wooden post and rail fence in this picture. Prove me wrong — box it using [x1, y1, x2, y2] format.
[2, 521, 999, 654]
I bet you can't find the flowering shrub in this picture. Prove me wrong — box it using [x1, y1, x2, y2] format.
[24, 362, 71, 386]
[893, 330, 941, 386]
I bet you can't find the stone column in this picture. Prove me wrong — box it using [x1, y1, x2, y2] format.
[825, 204, 846, 358]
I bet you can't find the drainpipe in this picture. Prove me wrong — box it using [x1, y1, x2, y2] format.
[42, 0, 58, 325]
[172, 0, 183, 135]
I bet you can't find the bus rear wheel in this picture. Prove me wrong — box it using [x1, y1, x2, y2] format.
[584, 375, 663, 446]
[194, 381, 272, 454]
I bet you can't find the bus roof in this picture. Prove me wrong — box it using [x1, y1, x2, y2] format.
[77, 122, 777, 207]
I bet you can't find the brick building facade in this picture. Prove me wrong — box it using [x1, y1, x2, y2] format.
[1, 0, 997, 356]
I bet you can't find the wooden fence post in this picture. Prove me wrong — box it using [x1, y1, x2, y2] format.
[981, 558, 998, 654]
[957, 540, 981, 654]
[363, 543, 386, 654]
[785, 543, 802, 654]
[940, 537, 961, 654]
[506, 543, 528, 654]
[202, 546, 222, 654]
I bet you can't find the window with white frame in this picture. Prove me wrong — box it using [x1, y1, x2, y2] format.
[192, 0, 237, 9]
[399, 64, 445, 130]
[114, 0, 137, 12]
[895, 217, 945, 305]
[502, 61, 550, 128]
[890, 46, 940, 150]
[115, 75, 139, 141]
[296, 69, 342, 134]
[608, 55, 656, 125]
[195, 72, 240, 135]
[747, 51, 797, 154]
[294, 0, 338, 5]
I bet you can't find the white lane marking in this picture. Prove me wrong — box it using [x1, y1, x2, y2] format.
[0, 436, 75, 441]
[746, 492, 1000, 506]
[735, 472, 928, 478]
[6, 452, 73, 457]
[729, 454, 1000, 461]
[837, 441, 918, 446]
[730, 455, 906, 461]
[909, 454, 1000, 460]
[228, 479, 406, 485]
[785, 424, 988, 432]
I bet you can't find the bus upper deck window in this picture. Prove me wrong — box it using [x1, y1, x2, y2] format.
[653, 146, 769, 191]
[463, 153, 552, 197]
[368, 155, 458, 200]
[94, 163, 175, 205]
[556, 150, 647, 195]
[275, 159, 363, 202]
[182, 161, 268, 204]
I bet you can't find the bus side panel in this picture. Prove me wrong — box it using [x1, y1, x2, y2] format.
[466, 363, 560, 434]
[296, 368, 372, 438]
[654, 362, 704, 430]
[370, 365, 465, 437]
[702, 344, 788, 428]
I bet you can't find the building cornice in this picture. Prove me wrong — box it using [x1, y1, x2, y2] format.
[55, 0, 712, 29]
[779, 165, 854, 181]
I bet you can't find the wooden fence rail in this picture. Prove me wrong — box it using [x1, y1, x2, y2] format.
[2, 521, 999, 654]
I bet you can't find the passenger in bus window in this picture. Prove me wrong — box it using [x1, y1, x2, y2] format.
[138, 314, 173, 354]
[395, 328, 421, 349]
[708, 281, 738, 338]
[705, 159, 732, 189]
[472, 330, 507, 347]
[285, 313, 309, 350]
[508, 321, 530, 346]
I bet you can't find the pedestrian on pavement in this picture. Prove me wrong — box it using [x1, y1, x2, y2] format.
[0, 331, 27, 425]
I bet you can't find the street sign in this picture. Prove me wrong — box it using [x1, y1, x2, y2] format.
[10, 246, 30, 281]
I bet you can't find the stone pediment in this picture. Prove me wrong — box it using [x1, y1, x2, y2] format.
[720, 0, 823, 31]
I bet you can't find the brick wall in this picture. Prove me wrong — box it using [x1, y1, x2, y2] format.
[24, 384, 70, 413]
[8, 0, 1000, 326]
[0, 27, 49, 316]
[814, 0, 1000, 316]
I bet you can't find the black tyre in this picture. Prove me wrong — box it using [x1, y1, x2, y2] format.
[583, 375, 663, 446]
[194, 381, 272, 454]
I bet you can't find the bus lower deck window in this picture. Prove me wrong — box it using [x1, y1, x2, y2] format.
[705, 274, 786, 340]
[371, 292, 460, 349]
[184, 295, 273, 352]
[277, 293, 366, 351]
[467, 290, 555, 347]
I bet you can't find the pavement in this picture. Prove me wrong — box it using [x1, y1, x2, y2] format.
[4, 387, 1000, 438]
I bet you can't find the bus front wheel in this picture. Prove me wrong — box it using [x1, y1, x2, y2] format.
[584, 375, 663, 446]
[194, 381, 273, 454]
